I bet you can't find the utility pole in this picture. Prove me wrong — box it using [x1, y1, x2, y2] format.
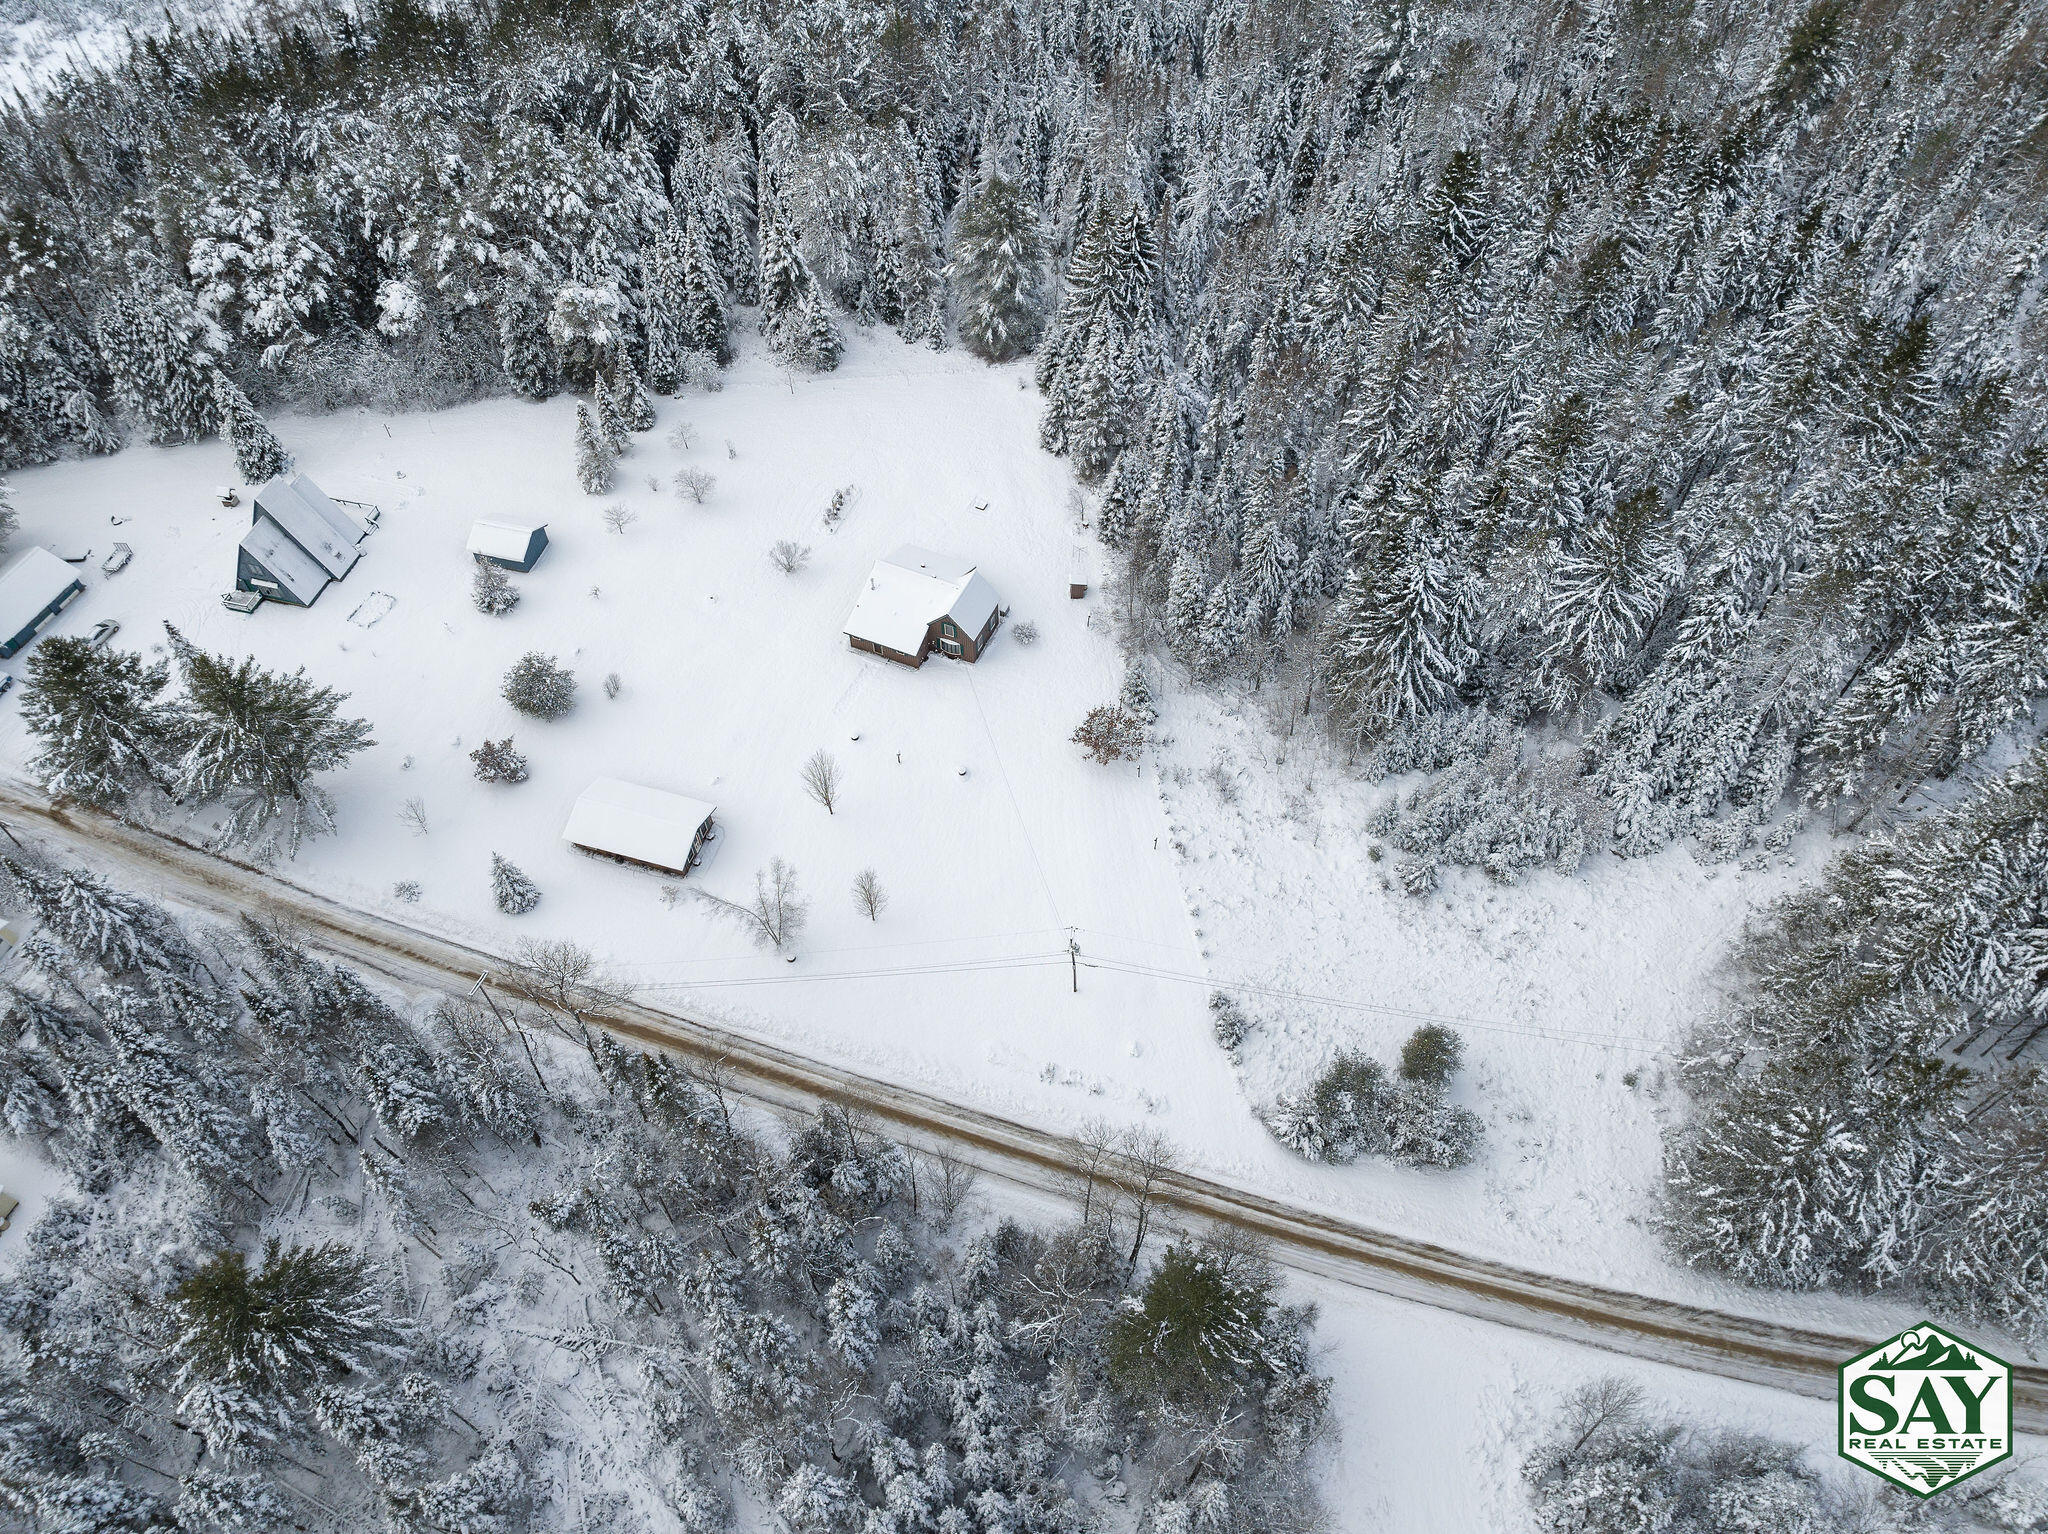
[1069, 934, 1080, 994]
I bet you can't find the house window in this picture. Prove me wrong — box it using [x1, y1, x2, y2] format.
[941, 620, 956, 638]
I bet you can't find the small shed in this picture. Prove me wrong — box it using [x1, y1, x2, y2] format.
[238, 474, 369, 607]
[844, 545, 1002, 667]
[562, 778, 717, 877]
[0, 547, 86, 658]
[467, 518, 549, 571]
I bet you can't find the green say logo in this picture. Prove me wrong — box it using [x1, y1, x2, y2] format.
[1839, 1322, 2011, 1496]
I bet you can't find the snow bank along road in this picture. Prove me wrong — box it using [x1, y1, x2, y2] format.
[4, 782, 2041, 1431]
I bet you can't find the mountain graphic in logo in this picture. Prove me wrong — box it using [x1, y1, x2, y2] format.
[1870, 1332, 1985, 1373]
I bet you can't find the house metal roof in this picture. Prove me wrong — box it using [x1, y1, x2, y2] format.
[562, 777, 716, 873]
[240, 515, 330, 604]
[253, 475, 364, 580]
[0, 547, 82, 642]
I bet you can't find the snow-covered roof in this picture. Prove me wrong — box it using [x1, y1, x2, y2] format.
[562, 777, 716, 872]
[844, 545, 999, 654]
[0, 547, 81, 641]
[467, 518, 544, 562]
[241, 515, 330, 604]
[253, 475, 364, 580]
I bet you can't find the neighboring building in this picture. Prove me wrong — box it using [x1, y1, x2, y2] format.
[844, 545, 1001, 667]
[0, 547, 86, 658]
[467, 517, 549, 571]
[562, 777, 717, 878]
[236, 474, 368, 606]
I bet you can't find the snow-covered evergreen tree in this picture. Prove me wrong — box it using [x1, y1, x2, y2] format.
[490, 853, 540, 915]
[212, 373, 292, 482]
[950, 174, 1045, 362]
[575, 403, 615, 494]
[19, 636, 175, 810]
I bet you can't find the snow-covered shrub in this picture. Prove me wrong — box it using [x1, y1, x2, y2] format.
[769, 539, 812, 575]
[501, 653, 575, 719]
[1119, 656, 1157, 722]
[490, 853, 540, 915]
[603, 672, 621, 700]
[1011, 620, 1040, 646]
[469, 737, 527, 783]
[392, 880, 421, 902]
[1380, 756, 1588, 887]
[1266, 1032, 1481, 1169]
[1209, 992, 1250, 1061]
[1524, 1380, 1848, 1534]
[470, 559, 519, 616]
[1399, 1024, 1463, 1091]
[1072, 704, 1145, 764]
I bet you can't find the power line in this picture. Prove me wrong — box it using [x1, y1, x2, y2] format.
[614, 924, 1067, 970]
[642, 952, 1071, 992]
[1075, 955, 1672, 1055]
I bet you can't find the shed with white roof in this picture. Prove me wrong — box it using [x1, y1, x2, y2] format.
[562, 777, 717, 878]
[467, 518, 549, 572]
[0, 548, 86, 659]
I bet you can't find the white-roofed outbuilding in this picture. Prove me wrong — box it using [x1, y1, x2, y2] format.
[467, 518, 549, 572]
[844, 544, 1003, 667]
[562, 777, 717, 878]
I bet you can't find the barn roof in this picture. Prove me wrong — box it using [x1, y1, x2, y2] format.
[562, 778, 716, 873]
[0, 547, 82, 641]
[241, 515, 330, 604]
[253, 475, 365, 580]
[467, 518, 544, 562]
[844, 545, 999, 654]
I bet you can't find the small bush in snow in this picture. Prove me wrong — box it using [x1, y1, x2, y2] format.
[769, 539, 812, 575]
[502, 653, 575, 719]
[471, 560, 519, 616]
[603, 672, 621, 700]
[1399, 1024, 1463, 1091]
[470, 737, 528, 783]
[1011, 620, 1039, 645]
[491, 853, 540, 915]
[1209, 992, 1251, 1061]
[1072, 704, 1144, 764]
[665, 419, 697, 451]
[1395, 854, 1439, 896]
[392, 880, 421, 902]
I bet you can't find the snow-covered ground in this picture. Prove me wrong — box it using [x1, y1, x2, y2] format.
[0, 0, 264, 96]
[0, 324, 1934, 1338]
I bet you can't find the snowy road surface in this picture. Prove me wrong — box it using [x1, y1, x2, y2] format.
[7, 783, 2043, 1433]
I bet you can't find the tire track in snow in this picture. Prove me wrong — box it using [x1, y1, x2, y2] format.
[2, 781, 2041, 1430]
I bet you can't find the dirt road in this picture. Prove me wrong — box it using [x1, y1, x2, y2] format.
[3, 782, 2038, 1429]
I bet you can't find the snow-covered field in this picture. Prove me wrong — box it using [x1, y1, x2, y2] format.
[0, 325, 1928, 1337]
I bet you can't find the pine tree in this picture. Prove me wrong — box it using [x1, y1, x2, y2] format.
[469, 737, 528, 783]
[501, 652, 575, 718]
[164, 625, 376, 855]
[615, 352, 656, 432]
[92, 271, 225, 445]
[595, 374, 629, 455]
[679, 216, 732, 365]
[212, 374, 291, 483]
[171, 1240, 398, 1399]
[490, 854, 540, 915]
[760, 217, 841, 372]
[498, 282, 555, 401]
[19, 636, 175, 810]
[1119, 656, 1156, 722]
[950, 174, 1046, 362]
[471, 558, 519, 616]
[575, 403, 615, 494]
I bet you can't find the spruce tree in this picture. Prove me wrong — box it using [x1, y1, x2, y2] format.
[490, 853, 540, 915]
[1119, 656, 1157, 722]
[949, 174, 1045, 362]
[19, 636, 175, 810]
[498, 283, 555, 401]
[574, 404, 614, 494]
[471, 558, 519, 616]
[212, 374, 291, 483]
[760, 217, 841, 372]
[595, 375, 629, 455]
[615, 352, 656, 433]
[164, 625, 376, 855]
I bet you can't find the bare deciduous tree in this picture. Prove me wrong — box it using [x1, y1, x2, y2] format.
[695, 856, 809, 953]
[601, 504, 639, 534]
[507, 937, 633, 1016]
[770, 539, 813, 575]
[1071, 1117, 1124, 1231]
[666, 419, 697, 451]
[398, 796, 429, 836]
[800, 749, 840, 813]
[1117, 1127, 1179, 1272]
[673, 466, 716, 505]
[927, 1149, 979, 1229]
[851, 867, 887, 921]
